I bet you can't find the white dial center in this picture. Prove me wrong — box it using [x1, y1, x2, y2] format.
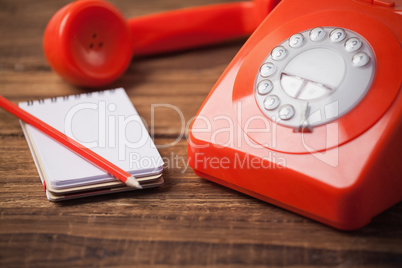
[283, 48, 345, 89]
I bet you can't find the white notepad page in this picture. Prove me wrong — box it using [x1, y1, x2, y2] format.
[19, 88, 163, 189]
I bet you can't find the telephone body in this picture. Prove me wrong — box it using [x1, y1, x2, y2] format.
[188, 0, 402, 230]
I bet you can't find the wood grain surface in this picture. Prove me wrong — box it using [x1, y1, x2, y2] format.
[0, 0, 401, 267]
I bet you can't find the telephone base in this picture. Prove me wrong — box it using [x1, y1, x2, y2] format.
[193, 170, 373, 230]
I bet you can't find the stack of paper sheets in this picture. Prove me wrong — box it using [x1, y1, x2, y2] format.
[19, 88, 164, 201]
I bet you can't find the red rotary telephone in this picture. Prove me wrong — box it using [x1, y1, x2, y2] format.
[187, 0, 402, 230]
[44, 0, 402, 230]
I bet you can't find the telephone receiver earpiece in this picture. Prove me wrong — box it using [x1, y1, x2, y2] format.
[43, 0, 280, 87]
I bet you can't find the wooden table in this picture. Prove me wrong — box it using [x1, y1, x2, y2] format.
[1, 0, 401, 267]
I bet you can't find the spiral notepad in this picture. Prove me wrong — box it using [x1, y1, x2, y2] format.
[19, 88, 163, 201]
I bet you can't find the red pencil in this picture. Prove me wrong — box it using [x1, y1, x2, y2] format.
[0, 95, 142, 189]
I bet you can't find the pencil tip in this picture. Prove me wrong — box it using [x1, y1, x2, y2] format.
[125, 176, 142, 189]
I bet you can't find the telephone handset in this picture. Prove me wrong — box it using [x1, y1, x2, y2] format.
[189, 0, 402, 229]
[43, 0, 280, 87]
